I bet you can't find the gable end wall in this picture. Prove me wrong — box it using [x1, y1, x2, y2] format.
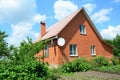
[57, 10, 113, 64]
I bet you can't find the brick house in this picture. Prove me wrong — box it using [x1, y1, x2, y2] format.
[35, 8, 113, 66]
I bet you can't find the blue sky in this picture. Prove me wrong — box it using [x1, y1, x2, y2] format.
[0, 0, 120, 46]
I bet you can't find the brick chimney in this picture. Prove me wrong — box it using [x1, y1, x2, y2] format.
[40, 21, 46, 37]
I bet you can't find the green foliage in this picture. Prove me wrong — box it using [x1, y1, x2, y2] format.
[91, 56, 108, 67]
[71, 58, 92, 72]
[9, 37, 49, 64]
[104, 34, 120, 57]
[94, 64, 120, 74]
[104, 39, 113, 45]
[111, 56, 119, 65]
[0, 37, 54, 80]
[61, 62, 72, 73]
[0, 31, 9, 58]
[61, 58, 92, 73]
[0, 60, 51, 80]
[113, 34, 120, 57]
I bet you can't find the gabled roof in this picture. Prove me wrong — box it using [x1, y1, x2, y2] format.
[36, 8, 113, 48]
[40, 8, 83, 40]
[39, 8, 103, 41]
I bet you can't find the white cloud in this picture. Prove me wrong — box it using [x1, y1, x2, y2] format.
[83, 3, 96, 14]
[54, 0, 78, 20]
[0, 0, 18, 8]
[8, 23, 39, 46]
[92, 8, 113, 23]
[0, 0, 36, 24]
[8, 23, 32, 46]
[0, 0, 47, 46]
[114, 0, 120, 3]
[100, 25, 120, 39]
[33, 14, 46, 23]
[7, 12, 46, 46]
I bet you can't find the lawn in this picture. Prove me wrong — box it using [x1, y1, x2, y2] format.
[54, 57, 120, 80]
[94, 64, 120, 74]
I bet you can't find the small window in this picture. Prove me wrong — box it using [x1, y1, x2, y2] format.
[45, 46, 49, 57]
[80, 25, 86, 34]
[91, 45, 96, 55]
[70, 44, 77, 56]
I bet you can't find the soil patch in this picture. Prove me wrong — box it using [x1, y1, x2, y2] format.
[57, 71, 120, 80]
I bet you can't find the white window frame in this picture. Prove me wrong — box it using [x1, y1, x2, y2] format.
[80, 25, 86, 34]
[91, 45, 96, 56]
[70, 44, 78, 56]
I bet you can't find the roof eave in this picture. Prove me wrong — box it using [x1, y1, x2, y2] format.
[82, 8, 103, 40]
[82, 8, 113, 48]
[57, 8, 83, 36]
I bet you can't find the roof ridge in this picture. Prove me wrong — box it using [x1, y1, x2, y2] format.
[46, 9, 82, 32]
[41, 8, 82, 40]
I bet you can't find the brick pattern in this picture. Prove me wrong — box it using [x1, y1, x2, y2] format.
[36, 10, 113, 65]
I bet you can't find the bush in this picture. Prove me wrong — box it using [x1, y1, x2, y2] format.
[0, 60, 54, 80]
[61, 58, 92, 73]
[111, 56, 119, 65]
[61, 62, 72, 73]
[72, 58, 92, 72]
[78, 61, 92, 72]
[94, 64, 120, 74]
[0, 37, 53, 79]
[91, 56, 108, 67]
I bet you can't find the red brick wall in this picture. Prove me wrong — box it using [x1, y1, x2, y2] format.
[57, 10, 113, 64]
[36, 44, 61, 65]
[36, 10, 113, 65]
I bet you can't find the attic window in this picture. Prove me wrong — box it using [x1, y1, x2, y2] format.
[80, 25, 86, 34]
[90, 45, 96, 56]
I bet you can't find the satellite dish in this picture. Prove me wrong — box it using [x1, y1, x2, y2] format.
[57, 37, 65, 46]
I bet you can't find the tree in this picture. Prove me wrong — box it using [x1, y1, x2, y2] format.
[0, 37, 54, 80]
[104, 34, 120, 57]
[113, 34, 120, 57]
[104, 39, 113, 45]
[10, 37, 49, 64]
[0, 31, 9, 58]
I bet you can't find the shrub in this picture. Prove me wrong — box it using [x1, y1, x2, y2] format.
[71, 58, 81, 72]
[91, 56, 108, 67]
[94, 64, 120, 74]
[78, 61, 92, 72]
[0, 60, 54, 80]
[61, 58, 92, 73]
[61, 62, 72, 73]
[72, 58, 92, 72]
[111, 56, 119, 65]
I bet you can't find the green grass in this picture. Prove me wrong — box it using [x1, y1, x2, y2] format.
[94, 64, 120, 74]
[51, 56, 120, 80]
[54, 64, 120, 80]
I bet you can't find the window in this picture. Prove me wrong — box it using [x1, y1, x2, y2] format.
[80, 25, 86, 34]
[45, 46, 49, 57]
[70, 44, 77, 56]
[91, 45, 96, 55]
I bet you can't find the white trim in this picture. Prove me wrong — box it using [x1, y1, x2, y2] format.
[70, 54, 78, 57]
[69, 44, 78, 56]
[91, 45, 96, 56]
[80, 25, 86, 35]
[91, 53, 96, 56]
